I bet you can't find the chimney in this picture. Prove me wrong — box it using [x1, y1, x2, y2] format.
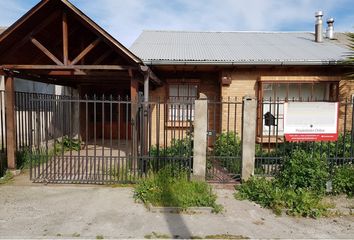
[326, 18, 334, 39]
[315, 11, 323, 42]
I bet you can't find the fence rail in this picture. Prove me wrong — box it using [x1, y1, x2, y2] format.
[1, 92, 354, 183]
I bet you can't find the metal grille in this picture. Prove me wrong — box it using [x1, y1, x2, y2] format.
[21, 95, 193, 184]
[206, 97, 243, 183]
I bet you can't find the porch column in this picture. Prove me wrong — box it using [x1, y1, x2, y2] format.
[142, 72, 149, 155]
[5, 74, 16, 169]
[131, 74, 139, 164]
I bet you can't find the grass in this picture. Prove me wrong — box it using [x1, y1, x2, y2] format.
[96, 235, 104, 239]
[0, 171, 14, 185]
[144, 233, 249, 239]
[134, 165, 223, 213]
[205, 234, 249, 239]
[72, 232, 80, 237]
[144, 232, 171, 239]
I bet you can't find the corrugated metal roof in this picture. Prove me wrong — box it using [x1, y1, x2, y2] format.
[130, 30, 350, 65]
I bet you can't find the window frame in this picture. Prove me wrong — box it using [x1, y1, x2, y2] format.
[166, 79, 200, 123]
[257, 80, 340, 140]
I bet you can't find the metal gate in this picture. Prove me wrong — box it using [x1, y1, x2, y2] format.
[21, 93, 193, 184]
[206, 97, 243, 183]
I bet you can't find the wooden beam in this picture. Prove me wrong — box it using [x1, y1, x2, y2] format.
[4, 75, 16, 169]
[1, 11, 60, 58]
[71, 38, 101, 65]
[62, 12, 69, 65]
[3, 64, 138, 71]
[93, 50, 112, 65]
[47, 70, 86, 76]
[33, 24, 80, 65]
[30, 37, 63, 65]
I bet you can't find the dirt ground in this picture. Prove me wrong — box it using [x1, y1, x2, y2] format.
[0, 172, 353, 239]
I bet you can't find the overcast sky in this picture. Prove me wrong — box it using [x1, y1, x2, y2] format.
[0, 0, 353, 47]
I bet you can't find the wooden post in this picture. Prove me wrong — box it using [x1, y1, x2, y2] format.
[130, 73, 139, 168]
[62, 12, 69, 65]
[5, 74, 16, 169]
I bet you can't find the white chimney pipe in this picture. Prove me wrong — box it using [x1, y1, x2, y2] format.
[326, 18, 334, 39]
[315, 11, 323, 43]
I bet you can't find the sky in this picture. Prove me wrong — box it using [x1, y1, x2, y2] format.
[0, 0, 353, 47]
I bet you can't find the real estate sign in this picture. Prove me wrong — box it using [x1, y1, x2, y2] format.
[284, 102, 338, 142]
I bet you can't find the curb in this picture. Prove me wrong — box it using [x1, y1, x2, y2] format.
[146, 203, 213, 214]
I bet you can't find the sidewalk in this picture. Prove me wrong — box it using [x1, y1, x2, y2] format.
[0, 174, 353, 239]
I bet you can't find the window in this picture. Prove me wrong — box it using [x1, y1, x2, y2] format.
[259, 82, 339, 136]
[168, 84, 198, 121]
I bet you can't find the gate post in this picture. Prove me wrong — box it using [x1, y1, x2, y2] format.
[192, 93, 208, 181]
[241, 96, 257, 181]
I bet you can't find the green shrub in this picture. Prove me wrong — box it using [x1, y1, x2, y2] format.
[213, 132, 241, 157]
[148, 138, 192, 173]
[235, 177, 328, 218]
[16, 148, 53, 169]
[212, 132, 241, 174]
[55, 136, 81, 153]
[276, 150, 329, 193]
[332, 165, 354, 197]
[134, 165, 222, 212]
[149, 138, 192, 157]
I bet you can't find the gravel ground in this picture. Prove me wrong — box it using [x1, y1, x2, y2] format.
[0, 173, 353, 239]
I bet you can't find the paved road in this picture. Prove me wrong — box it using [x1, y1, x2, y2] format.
[0, 176, 353, 239]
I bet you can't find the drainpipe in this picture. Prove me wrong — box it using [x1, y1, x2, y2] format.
[144, 72, 149, 103]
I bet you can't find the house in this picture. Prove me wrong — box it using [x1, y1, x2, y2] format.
[0, 0, 352, 183]
[130, 29, 351, 143]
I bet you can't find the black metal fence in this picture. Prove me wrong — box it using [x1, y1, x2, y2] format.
[255, 98, 354, 176]
[206, 97, 243, 183]
[14, 94, 193, 184]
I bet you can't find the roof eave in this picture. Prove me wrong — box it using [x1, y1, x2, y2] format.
[142, 59, 346, 66]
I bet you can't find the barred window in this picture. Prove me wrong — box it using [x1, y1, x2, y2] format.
[169, 84, 197, 121]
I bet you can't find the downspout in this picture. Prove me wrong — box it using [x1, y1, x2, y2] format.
[144, 71, 149, 103]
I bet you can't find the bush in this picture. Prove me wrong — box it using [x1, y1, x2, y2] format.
[332, 165, 354, 197]
[149, 138, 192, 157]
[235, 177, 328, 218]
[213, 132, 241, 157]
[16, 148, 53, 169]
[212, 132, 241, 174]
[236, 149, 332, 218]
[276, 150, 329, 194]
[148, 138, 192, 173]
[55, 136, 81, 153]
[134, 165, 222, 212]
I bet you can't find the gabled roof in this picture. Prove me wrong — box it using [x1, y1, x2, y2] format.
[0, 0, 142, 65]
[130, 30, 350, 66]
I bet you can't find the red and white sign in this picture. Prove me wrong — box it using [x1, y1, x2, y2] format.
[284, 102, 338, 142]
